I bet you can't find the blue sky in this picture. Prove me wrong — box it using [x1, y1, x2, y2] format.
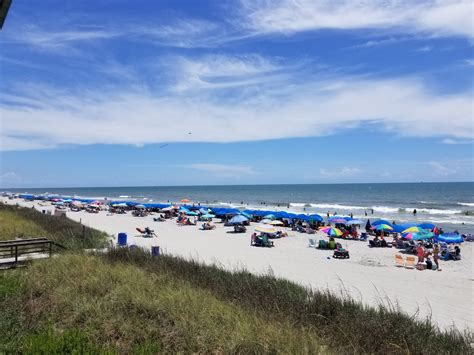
[0, 0, 473, 187]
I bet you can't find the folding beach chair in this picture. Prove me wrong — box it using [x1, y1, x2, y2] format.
[404, 255, 416, 269]
[394, 253, 405, 267]
[308, 238, 316, 248]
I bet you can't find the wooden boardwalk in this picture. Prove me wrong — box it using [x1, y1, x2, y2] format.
[0, 238, 66, 269]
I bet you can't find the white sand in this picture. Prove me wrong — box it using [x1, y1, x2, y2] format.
[5, 198, 473, 331]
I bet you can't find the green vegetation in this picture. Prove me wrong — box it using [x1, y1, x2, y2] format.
[0, 205, 472, 353]
[0, 204, 108, 249]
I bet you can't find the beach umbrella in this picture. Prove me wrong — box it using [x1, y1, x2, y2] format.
[436, 233, 463, 244]
[402, 226, 422, 234]
[229, 215, 248, 224]
[345, 219, 363, 225]
[269, 220, 284, 225]
[328, 217, 348, 224]
[261, 219, 272, 224]
[161, 206, 173, 211]
[135, 204, 146, 209]
[201, 213, 215, 218]
[418, 223, 436, 230]
[371, 219, 393, 227]
[186, 211, 198, 216]
[295, 214, 309, 221]
[372, 224, 393, 231]
[308, 214, 323, 222]
[263, 214, 276, 220]
[319, 227, 343, 237]
[240, 211, 252, 219]
[199, 208, 210, 214]
[255, 225, 277, 234]
[402, 232, 434, 241]
[180, 198, 190, 203]
[365, 219, 371, 230]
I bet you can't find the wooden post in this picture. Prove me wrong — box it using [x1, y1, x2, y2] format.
[49, 241, 52, 257]
[14, 245, 18, 263]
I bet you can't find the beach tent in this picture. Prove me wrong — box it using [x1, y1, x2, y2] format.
[436, 233, 463, 244]
[263, 214, 276, 220]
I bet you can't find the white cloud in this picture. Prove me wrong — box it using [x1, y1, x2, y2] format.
[416, 45, 433, 52]
[442, 138, 474, 144]
[319, 167, 362, 178]
[169, 54, 285, 92]
[187, 163, 255, 177]
[428, 161, 455, 176]
[0, 172, 21, 186]
[1, 69, 472, 151]
[240, 0, 474, 39]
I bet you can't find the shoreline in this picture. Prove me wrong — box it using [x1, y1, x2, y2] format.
[2, 197, 473, 331]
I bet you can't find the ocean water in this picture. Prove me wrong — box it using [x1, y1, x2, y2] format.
[5, 182, 474, 233]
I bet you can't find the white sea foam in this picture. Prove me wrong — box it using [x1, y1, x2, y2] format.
[371, 206, 399, 213]
[458, 202, 474, 207]
[417, 208, 461, 215]
[290, 203, 367, 210]
[119, 195, 130, 198]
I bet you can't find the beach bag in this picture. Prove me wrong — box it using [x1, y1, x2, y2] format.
[318, 240, 328, 249]
[426, 259, 433, 270]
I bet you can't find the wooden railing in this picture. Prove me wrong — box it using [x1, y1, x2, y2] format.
[0, 238, 66, 266]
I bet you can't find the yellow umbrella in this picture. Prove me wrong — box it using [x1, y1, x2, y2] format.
[402, 226, 422, 234]
[269, 220, 284, 225]
[255, 225, 277, 234]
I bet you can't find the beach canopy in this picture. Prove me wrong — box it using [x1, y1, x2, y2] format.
[436, 233, 463, 244]
[295, 214, 309, 221]
[255, 225, 277, 234]
[319, 227, 343, 237]
[229, 215, 248, 224]
[135, 204, 146, 209]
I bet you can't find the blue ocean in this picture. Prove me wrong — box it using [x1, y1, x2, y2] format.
[5, 182, 474, 233]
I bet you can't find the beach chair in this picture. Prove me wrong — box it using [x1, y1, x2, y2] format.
[395, 253, 405, 267]
[404, 255, 416, 269]
[308, 238, 316, 248]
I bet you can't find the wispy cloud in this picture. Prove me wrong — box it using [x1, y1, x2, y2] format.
[1, 62, 472, 151]
[240, 0, 474, 39]
[442, 138, 474, 145]
[319, 167, 362, 178]
[416, 45, 433, 52]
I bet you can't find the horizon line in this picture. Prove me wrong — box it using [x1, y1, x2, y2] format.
[2, 180, 474, 190]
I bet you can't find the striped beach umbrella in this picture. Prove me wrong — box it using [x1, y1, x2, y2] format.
[319, 227, 343, 237]
[402, 226, 423, 234]
[372, 224, 393, 231]
[255, 225, 277, 234]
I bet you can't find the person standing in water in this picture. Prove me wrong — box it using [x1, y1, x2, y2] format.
[413, 209, 417, 215]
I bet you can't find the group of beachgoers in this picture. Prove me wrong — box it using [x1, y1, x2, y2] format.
[6, 193, 470, 260]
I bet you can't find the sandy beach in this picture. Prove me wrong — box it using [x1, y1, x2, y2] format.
[4, 198, 473, 332]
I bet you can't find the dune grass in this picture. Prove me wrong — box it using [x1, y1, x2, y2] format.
[104, 247, 473, 354]
[1, 254, 325, 353]
[0, 204, 472, 353]
[0, 204, 108, 249]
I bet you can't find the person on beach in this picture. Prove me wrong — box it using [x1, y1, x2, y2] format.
[433, 243, 442, 271]
[413, 209, 417, 215]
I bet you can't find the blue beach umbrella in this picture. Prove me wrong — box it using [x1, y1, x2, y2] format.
[436, 233, 463, 244]
[186, 211, 198, 216]
[308, 214, 323, 222]
[345, 219, 363, 225]
[263, 214, 276, 220]
[418, 222, 436, 230]
[229, 215, 248, 224]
